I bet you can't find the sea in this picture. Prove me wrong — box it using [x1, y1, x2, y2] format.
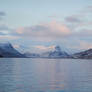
[0, 58, 92, 92]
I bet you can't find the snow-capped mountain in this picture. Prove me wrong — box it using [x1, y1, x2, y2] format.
[72, 49, 92, 59]
[24, 46, 70, 58]
[0, 42, 24, 57]
[41, 46, 70, 58]
[1, 42, 92, 59]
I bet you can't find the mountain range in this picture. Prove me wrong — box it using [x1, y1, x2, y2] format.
[0, 42, 92, 59]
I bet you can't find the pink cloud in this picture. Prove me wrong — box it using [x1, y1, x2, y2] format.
[35, 45, 55, 50]
[16, 21, 71, 41]
[0, 35, 19, 40]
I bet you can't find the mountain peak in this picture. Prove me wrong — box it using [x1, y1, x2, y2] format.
[41, 45, 69, 58]
[55, 46, 61, 52]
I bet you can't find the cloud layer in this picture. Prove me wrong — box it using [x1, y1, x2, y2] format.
[16, 21, 71, 41]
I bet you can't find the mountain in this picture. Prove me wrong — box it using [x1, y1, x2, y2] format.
[0, 42, 24, 58]
[1, 42, 92, 59]
[24, 52, 40, 58]
[0, 55, 3, 57]
[41, 46, 70, 58]
[72, 49, 92, 59]
[24, 46, 70, 58]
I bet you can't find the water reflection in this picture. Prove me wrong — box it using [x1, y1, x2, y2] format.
[0, 58, 92, 92]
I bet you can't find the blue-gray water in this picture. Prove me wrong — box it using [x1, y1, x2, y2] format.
[0, 58, 92, 92]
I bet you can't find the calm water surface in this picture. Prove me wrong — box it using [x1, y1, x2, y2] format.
[0, 58, 92, 92]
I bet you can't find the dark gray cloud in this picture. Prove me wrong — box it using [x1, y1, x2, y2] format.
[65, 16, 81, 23]
[87, 6, 92, 11]
[0, 11, 6, 20]
[0, 24, 15, 37]
[0, 11, 6, 16]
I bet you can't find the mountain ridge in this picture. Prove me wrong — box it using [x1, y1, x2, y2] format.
[72, 48, 92, 59]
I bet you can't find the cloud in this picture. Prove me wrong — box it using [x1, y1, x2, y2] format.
[65, 16, 81, 23]
[79, 41, 92, 50]
[35, 45, 55, 50]
[0, 24, 19, 40]
[0, 31, 9, 35]
[0, 35, 19, 40]
[48, 15, 60, 19]
[76, 29, 92, 37]
[65, 5, 92, 28]
[32, 45, 56, 53]
[0, 24, 9, 31]
[0, 24, 16, 38]
[0, 11, 6, 16]
[70, 41, 92, 51]
[16, 21, 71, 41]
[0, 11, 6, 20]
[86, 6, 92, 12]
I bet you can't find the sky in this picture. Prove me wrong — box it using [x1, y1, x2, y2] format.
[0, 0, 92, 53]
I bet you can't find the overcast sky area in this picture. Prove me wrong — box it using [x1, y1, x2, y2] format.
[0, 0, 92, 53]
